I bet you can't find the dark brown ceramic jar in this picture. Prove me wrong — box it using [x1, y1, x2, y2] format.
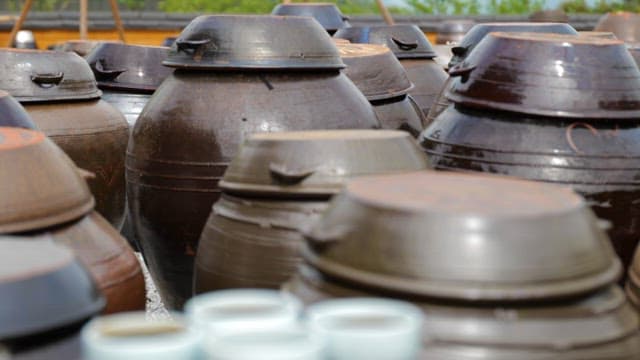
[271, 3, 350, 34]
[338, 43, 425, 135]
[0, 127, 144, 314]
[627, 246, 640, 310]
[0, 49, 128, 230]
[127, 15, 379, 309]
[425, 22, 578, 126]
[194, 130, 429, 295]
[0, 91, 36, 129]
[334, 25, 447, 116]
[0, 239, 104, 360]
[435, 20, 475, 45]
[595, 12, 640, 43]
[421, 33, 640, 270]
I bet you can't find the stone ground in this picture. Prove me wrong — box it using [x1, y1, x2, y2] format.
[135, 253, 171, 319]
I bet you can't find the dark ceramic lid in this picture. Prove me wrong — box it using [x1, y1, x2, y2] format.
[448, 32, 640, 119]
[338, 43, 413, 100]
[449, 22, 578, 68]
[0, 91, 36, 129]
[334, 25, 437, 59]
[0, 127, 94, 233]
[0, 49, 101, 102]
[436, 21, 475, 45]
[0, 239, 104, 341]
[595, 12, 640, 43]
[163, 15, 345, 70]
[86, 43, 172, 93]
[272, 3, 351, 33]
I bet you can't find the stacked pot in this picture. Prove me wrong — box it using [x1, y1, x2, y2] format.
[425, 22, 578, 126]
[334, 25, 447, 117]
[0, 49, 129, 230]
[127, 15, 379, 309]
[85, 43, 172, 130]
[421, 33, 640, 271]
[0, 127, 145, 314]
[0, 239, 104, 359]
[595, 12, 640, 43]
[271, 2, 350, 35]
[194, 130, 429, 295]
[337, 43, 425, 136]
[284, 171, 639, 358]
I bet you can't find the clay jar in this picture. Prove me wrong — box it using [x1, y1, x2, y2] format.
[337, 43, 425, 136]
[127, 15, 378, 309]
[0, 127, 144, 314]
[595, 12, 640, 43]
[0, 91, 36, 129]
[421, 33, 640, 270]
[271, 3, 350, 35]
[0, 48, 128, 230]
[334, 24, 448, 116]
[194, 130, 429, 295]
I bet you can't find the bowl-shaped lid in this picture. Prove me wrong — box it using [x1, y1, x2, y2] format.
[447, 32, 640, 119]
[303, 171, 621, 302]
[435, 20, 475, 45]
[163, 15, 344, 70]
[0, 49, 101, 102]
[595, 12, 640, 43]
[0, 91, 36, 129]
[0, 238, 104, 341]
[86, 43, 172, 92]
[0, 127, 95, 233]
[529, 9, 570, 23]
[288, 268, 640, 355]
[334, 25, 437, 59]
[219, 130, 429, 198]
[272, 3, 350, 33]
[338, 43, 413, 100]
[449, 22, 577, 68]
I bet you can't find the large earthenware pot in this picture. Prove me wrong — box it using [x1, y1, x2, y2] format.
[271, 3, 350, 34]
[195, 130, 428, 294]
[0, 127, 144, 313]
[595, 12, 640, 43]
[61, 40, 122, 57]
[334, 25, 447, 116]
[0, 91, 36, 129]
[303, 171, 620, 302]
[0, 239, 104, 360]
[0, 48, 128, 229]
[425, 22, 578, 126]
[128, 15, 379, 309]
[285, 266, 640, 359]
[338, 43, 425, 135]
[435, 20, 475, 45]
[422, 33, 640, 269]
[626, 246, 640, 310]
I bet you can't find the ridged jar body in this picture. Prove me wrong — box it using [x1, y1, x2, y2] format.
[24, 100, 128, 230]
[127, 70, 378, 308]
[421, 105, 640, 269]
[100, 91, 151, 130]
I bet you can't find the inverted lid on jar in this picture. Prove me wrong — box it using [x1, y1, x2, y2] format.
[219, 130, 429, 198]
[86, 43, 172, 93]
[163, 15, 345, 70]
[449, 22, 577, 68]
[0, 48, 101, 102]
[334, 25, 437, 59]
[338, 43, 413, 100]
[0, 238, 104, 341]
[272, 3, 350, 34]
[0, 127, 94, 233]
[303, 171, 621, 302]
[595, 12, 640, 43]
[0, 91, 36, 129]
[447, 32, 640, 119]
[435, 20, 475, 45]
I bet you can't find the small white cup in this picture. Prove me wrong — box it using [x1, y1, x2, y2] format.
[307, 298, 424, 360]
[184, 289, 303, 337]
[81, 312, 202, 360]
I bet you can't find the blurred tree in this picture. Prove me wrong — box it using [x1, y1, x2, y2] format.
[561, 0, 640, 12]
[406, 0, 480, 15]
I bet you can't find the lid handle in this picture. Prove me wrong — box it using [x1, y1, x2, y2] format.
[31, 72, 64, 88]
[391, 37, 418, 51]
[175, 38, 212, 53]
[451, 46, 467, 56]
[448, 64, 476, 78]
[305, 225, 352, 245]
[269, 163, 315, 185]
[91, 59, 127, 81]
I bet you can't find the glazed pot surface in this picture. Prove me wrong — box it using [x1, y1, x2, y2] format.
[127, 70, 378, 309]
[401, 58, 447, 116]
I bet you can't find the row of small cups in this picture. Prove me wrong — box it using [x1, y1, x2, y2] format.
[82, 289, 424, 359]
